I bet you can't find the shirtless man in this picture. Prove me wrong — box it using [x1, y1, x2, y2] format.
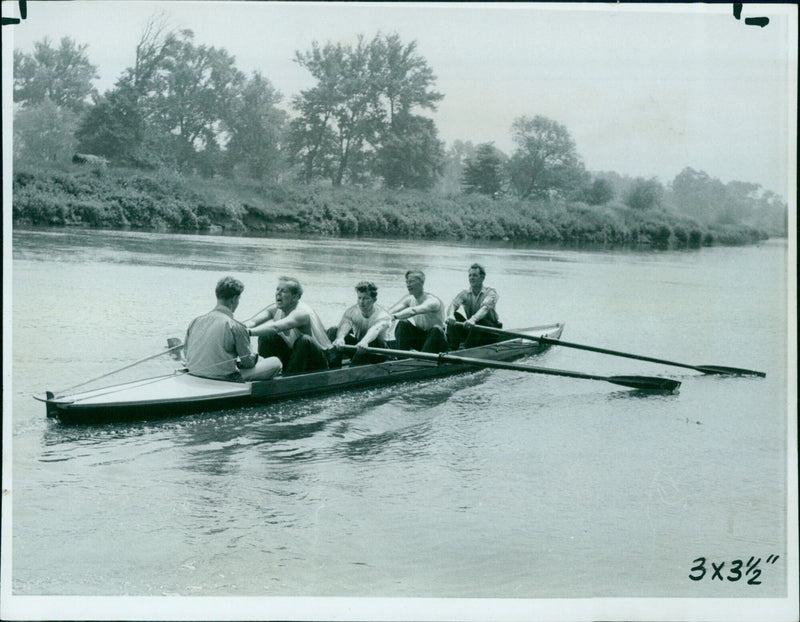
[388, 269, 448, 353]
[327, 281, 392, 366]
[446, 263, 503, 349]
[245, 276, 332, 375]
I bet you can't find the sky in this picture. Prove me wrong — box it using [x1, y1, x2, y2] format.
[4, 1, 797, 199]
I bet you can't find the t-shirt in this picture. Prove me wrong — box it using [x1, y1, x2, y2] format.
[450, 286, 500, 324]
[408, 293, 445, 331]
[185, 305, 251, 379]
[340, 304, 391, 341]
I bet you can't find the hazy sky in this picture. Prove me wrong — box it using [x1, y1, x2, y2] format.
[6, 1, 797, 198]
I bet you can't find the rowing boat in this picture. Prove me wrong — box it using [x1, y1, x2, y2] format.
[36, 323, 565, 425]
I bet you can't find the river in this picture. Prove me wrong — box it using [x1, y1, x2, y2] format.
[3, 228, 794, 620]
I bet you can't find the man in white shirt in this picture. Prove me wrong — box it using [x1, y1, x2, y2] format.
[328, 281, 392, 366]
[388, 269, 448, 353]
[446, 263, 503, 349]
[246, 276, 332, 375]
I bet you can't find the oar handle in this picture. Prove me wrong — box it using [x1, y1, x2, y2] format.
[451, 322, 765, 377]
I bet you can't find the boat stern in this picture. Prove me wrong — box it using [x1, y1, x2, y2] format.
[36, 391, 62, 418]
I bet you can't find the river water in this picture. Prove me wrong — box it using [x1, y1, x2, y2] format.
[3, 229, 794, 619]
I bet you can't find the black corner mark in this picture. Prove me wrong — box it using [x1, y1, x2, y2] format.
[745, 16, 769, 28]
[733, 3, 770, 28]
[1, 0, 27, 26]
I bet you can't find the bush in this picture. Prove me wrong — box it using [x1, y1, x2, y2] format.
[10, 166, 773, 249]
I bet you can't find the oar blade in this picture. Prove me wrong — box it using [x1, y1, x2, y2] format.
[695, 365, 766, 378]
[608, 375, 681, 392]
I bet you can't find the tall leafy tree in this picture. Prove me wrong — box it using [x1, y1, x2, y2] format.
[370, 33, 444, 188]
[13, 37, 98, 113]
[75, 84, 145, 164]
[77, 20, 246, 175]
[371, 33, 443, 124]
[462, 142, 505, 195]
[291, 37, 377, 186]
[75, 17, 178, 165]
[290, 33, 443, 187]
[150, 29, 245, 173]
[225, 72, 288, 180]
[375, 113, 444, 189]
[507, 115, 587, 200]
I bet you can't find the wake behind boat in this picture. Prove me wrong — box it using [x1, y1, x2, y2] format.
[36, 323, 565, 425]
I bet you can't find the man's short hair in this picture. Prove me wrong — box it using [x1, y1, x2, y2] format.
[405, 269, 425, 283]
[278, 276, 303, 298]
[355, 281, 378, 300]
[216, 276, 245, 300]
[469, 263, 486, 278]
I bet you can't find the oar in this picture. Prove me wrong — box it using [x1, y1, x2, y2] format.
[53, 341, 186, 396]
[339, 345, 680, 392]
[449, 321, 766, 378]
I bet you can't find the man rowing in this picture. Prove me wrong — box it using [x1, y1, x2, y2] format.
[327, 281, 392, 366]
[245, 276, 332, 375]
[388, 269, 448, 353]
[446, 263, 503, 349]
[184, 276, 282, 381]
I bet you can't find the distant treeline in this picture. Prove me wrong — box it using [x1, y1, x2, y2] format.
[12, 164, 774, 248]
[13, 25, 788, 245]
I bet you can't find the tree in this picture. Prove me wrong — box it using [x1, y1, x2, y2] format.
[75, 84, 145, 164]
[670, 167, 732, 223]
[148, 29, 245, 173]
[583, 178, 614, 205]
[290, 37, 376, 186]
[625, 177, 664, 210]
[371, 33, 443, 125]
[225, 72, 288, 180]
[375, 113, 444, 189]
[75, 17, 178, 166]
[13, 37, 98, 113]
[507, 115, 586, 200]
[370, 33, 444, 189]
[290, 33, 443, 187]
[462, 143, 505, 195]
[14, 97, 79, 162]
[756, 190, 788, 236]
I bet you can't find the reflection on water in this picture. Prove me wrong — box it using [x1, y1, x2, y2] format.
[11, 229, 789, 599]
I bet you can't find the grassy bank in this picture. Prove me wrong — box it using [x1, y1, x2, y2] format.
[12, 164, 770, 248]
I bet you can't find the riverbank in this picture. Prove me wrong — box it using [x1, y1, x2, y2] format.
[11, 164, 771, 248]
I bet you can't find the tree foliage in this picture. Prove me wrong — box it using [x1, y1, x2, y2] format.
[149, 29, 245, 173]
[225, 72, 288, 180]
[14, 98, 79, 162]
[13, 37, 98, 113]
[670, 166, 787, 234]
[583, 178, 614, 205]
[507, 115, 587, 200]
[289, 33, 443, 188]
[375, 113, 444, 189]
[462, 142, 505, 196]
[625, 177, 664, 210]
